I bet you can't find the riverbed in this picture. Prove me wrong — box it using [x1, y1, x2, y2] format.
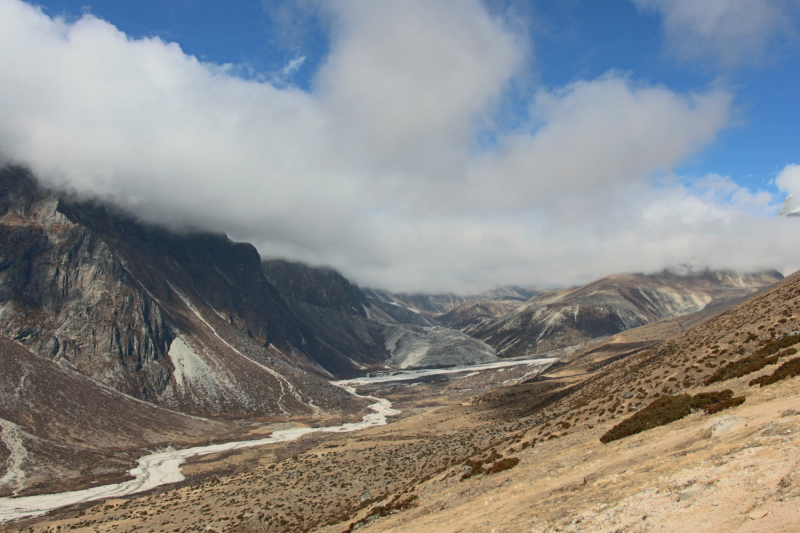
[333, 356, 556, 386]
[0, 356, 554, 524]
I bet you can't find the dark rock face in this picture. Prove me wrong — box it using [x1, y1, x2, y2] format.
[473, 271, 784, 358]
[262, 260, 498, 369]
[280, 299, 391, 371]
[0, 169, 173, 400]
[262, 259, 369, 317]
[0, 167, 365, 418]
[263, 259, 396, 373]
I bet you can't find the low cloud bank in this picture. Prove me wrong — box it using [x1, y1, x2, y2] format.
[0, 0, 796, 292]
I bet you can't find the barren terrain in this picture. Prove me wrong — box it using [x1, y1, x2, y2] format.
[2, 272, 798, 533]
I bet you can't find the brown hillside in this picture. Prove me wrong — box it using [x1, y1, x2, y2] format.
[7, 272, 800, 533]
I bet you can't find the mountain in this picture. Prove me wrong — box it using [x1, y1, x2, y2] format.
[0, 166, 497, 419]
[260, 259, 370, 318]
[473, 270, 783, 358]
[779, 195, 800, 216]
[437, 300, 524, 334]
[0, 167, 366, 419]
[362, 285, 544, 330]
[0, 167, 500, 497]
[27, 271, 800, 533]
[262, 260, 498, 369]
[0, 334, 232, 496]
[360, 289, 442, 327]
[368, 292, 469, 317]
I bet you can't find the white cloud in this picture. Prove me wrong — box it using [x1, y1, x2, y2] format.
[0, 0, 795, 292]
[464, 76, 731, 213]
[777, 164, 800, 197]
[281, 55, 306, 77]
[632, 0, 798, 65]
[316, 0, 523, 174]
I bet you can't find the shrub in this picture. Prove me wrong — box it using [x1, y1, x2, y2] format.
[600, 390, 737, 444]
[705, 335, 800, 385]
[704, 396, 746, 414]
[600, 395, 692, 443]
[461, 456, 489, 480]
[349, 495, 418, 530]
[690, 390, 735, 409]
[749, 357, 800, 388]
[484, 458, 520, 475]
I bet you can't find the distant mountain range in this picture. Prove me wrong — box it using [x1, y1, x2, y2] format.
[362, 286, 543, 328]
[369, 270, 781, 358]
[469, 270, 782, 357]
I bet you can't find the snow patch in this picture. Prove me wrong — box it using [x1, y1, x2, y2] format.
[168, 337, 213, 391]
[0, 391, 398, 523]
[0, 419, 29, 495]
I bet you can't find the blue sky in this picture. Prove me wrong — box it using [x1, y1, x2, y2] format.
[0, 0, 798, 291]
[31, 0, 799, 193]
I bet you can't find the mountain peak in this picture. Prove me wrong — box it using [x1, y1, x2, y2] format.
[779, 195, 800, 216]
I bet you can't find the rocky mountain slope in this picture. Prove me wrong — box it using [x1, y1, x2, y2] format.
[0, 167, 366, 419]
[0, 335, 232, 497]
[0, 167, 499, 422]
[262, 260, 498, 369]
[362, 285, 543, 330]
[473, 270, 782, 358]
[437, 299, 522, 334]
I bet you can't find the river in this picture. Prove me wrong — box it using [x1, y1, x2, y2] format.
[0, 356, 554, 523]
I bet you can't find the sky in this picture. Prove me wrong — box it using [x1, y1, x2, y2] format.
[0, 0, 798, 293]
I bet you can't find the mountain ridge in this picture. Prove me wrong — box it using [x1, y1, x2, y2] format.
[0, 167, 366, 419]
[471, 269, 783, 358]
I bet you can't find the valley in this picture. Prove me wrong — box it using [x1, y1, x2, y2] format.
[0, 354, 556, 524]
[4, 268, 799, 532]
[1, 1, 799, 532]
[0, 169, 797, 533]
